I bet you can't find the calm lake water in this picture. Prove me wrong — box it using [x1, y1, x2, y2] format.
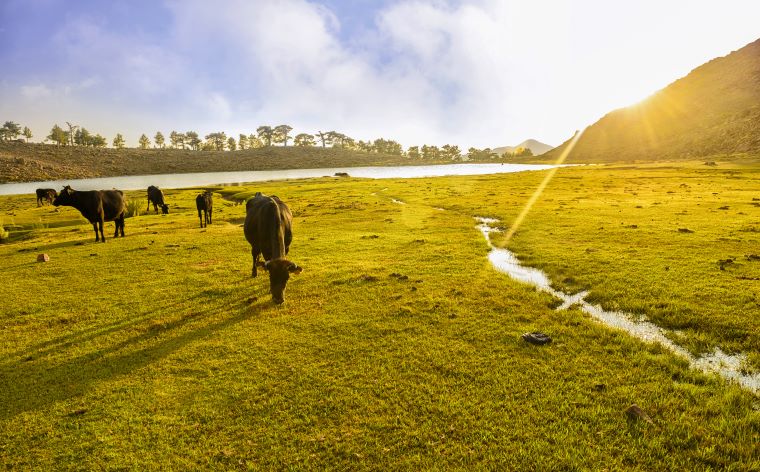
[0, 163, 556, 196]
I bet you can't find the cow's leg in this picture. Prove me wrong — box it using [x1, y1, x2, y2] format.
[147, 199, 151, 212]
[251, 248, 260, 277]
[99, 219, 105, 242]
[119, 214, 125, 236]
[92, 222, 100, 242]
[209, 208, 212, 225]
[198, 209, 203, 228]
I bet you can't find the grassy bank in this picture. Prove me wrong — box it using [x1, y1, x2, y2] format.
[1, 162, 758, 469]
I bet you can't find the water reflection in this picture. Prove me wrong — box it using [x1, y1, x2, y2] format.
[0, 163, 557, 196]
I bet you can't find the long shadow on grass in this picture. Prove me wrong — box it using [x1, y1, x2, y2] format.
[0, 296, 270, 420]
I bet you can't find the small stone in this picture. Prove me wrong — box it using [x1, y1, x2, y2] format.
[36, 253, 49, 263]
[522, 332, 552, 345]
[624, 404, 653, 424]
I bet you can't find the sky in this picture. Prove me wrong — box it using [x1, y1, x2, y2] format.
[1, 0, 759, 149]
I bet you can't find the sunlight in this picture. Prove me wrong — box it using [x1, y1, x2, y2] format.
[502, 128, 585, 244]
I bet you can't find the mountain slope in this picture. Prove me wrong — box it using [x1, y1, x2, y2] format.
[494, 139, 554, 156]
[547, 38, 760, 163]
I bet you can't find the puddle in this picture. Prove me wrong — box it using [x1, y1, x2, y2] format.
[475, 217, 760, 393]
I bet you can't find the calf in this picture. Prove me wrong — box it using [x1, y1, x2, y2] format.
[196, 191, 213, 228]
[244, 192, 302, 304]
[36, 188, 57, 206]
[147, 185, 169, 214]
[53, 185, 126, 242]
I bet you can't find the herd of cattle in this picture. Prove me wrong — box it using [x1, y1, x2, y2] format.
[34, 185, 302, 304]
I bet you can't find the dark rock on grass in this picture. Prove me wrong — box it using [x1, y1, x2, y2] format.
[359, 275, 378, 282]
[718, 258, 734, 270]
[718, 206, 730, 210]
[361, 234, 380, 239]
[746, 254, 760, 261]
[334, 172, 350, 177]
[624, 404, 653, 424]
[522, 332, 552, 345]
[677, 228, 694, 233]
[68, 409, 88, 417]
[36, 253, 49, 262]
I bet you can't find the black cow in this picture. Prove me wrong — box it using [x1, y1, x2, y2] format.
[244, 192, 302, 304]
[196, 191, 213, 228]
[147, 186, 169, 214]
[53, 185, 126, 242]
[36, 188, 57, 206]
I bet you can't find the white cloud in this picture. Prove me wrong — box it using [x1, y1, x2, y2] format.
[20, 84, 53, 99]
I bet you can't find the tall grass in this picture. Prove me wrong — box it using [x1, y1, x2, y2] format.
[125, 199, 142, 218]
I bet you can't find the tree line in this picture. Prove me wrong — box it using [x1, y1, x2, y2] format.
[1, 120, 532, 160]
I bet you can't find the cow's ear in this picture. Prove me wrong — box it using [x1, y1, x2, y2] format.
[288, 263, 303, 274]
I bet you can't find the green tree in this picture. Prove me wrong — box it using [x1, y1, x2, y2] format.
[113, 133, 125, 149]
[22, 126, 32, 142]
[186, 131, 200, 150]
[257, 126, 274, 146]
[139, 134, 151, 149]
[48, 125, 68, 146]
[205, 132, 227, 151]
[442, 144, 462, 161]
[315, 131, 330, 147]
[273, 125, 293, 146]
[407, 146, 420, 159]
[170, 131, 186, 149]
[2, 121, 22, 140]
[421, 145, 440, 160]
[373, 138, 403, 155]
[238, 134, 249, 150]
[248, 134, 263, 148]
[154, 131, 165, 149]
[294, 133, 315, 147]
[90, 134, 107, 147]
[74, 128, 92, 146]
[227, 136, 237, 151]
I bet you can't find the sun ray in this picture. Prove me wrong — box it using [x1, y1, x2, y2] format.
[501, 128, 585, 244]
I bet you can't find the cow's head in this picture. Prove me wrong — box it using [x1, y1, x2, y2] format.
[53, 186, 74, 207]
[161, 204, 169, 214]
[260, 258, 303, 304]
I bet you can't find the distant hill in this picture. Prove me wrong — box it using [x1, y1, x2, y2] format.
[493, 139, 554, 156]
[545, 38, 760, 163]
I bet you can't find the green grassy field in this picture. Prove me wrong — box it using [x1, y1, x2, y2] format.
[1, 161, 759, 469]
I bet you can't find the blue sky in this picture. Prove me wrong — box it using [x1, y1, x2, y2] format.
[2, 0, 760, 149]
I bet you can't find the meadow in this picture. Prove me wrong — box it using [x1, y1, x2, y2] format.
[1, 160, 758, 469]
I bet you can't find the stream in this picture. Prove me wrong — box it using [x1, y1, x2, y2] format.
[476, 217, 760, 394]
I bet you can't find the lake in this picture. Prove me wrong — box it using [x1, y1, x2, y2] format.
[0, 163, 557, 196]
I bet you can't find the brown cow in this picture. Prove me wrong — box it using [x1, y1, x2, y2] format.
[244, 192, 302, 304]
[196, 191, 213, 228]
[147, 185, 169, 214]
[53, 186, 126, 242]
[36, 188, 57, 206]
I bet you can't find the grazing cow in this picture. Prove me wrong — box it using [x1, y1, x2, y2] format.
[244, 192, 302, 304]
[146, 185, 169, 214]
[196, 191, 213, 228]
[53, 185, 126, 242]
[36, 188, 57, 206]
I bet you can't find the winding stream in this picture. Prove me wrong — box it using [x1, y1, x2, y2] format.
[475, 217, 760, 393]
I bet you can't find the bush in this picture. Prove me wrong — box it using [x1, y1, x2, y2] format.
[125, 200, 142, 218]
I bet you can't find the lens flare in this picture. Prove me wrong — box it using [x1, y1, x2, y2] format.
[502, 129, 585, 244]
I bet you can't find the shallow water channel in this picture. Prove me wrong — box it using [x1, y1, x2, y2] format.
[475, 217, 760, 394]
[0, 163, 556, 196]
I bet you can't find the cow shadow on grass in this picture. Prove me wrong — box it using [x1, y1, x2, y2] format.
[0, 293, 275, 421]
